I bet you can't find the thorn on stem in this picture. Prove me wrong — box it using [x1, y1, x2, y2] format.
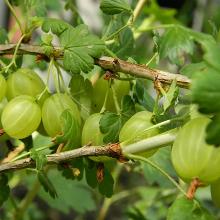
[0, 129, 5, 136]
[186, 178, 203, 199]
[97, 163, 104, 183]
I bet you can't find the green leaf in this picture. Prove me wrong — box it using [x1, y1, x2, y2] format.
[162, 80, 179, 112]
[100, 95, 135, 143]
[42, 18, 71, 35]
[38, 171, 58, 199]
[60, 24, 105, 74]
[142, 147, 176, 187]
[98, 167, 114, 197]
[100, 0, 131, 15]
[100, 112, 121, 143]
[69, 74, 93, 121]
[85, 165, 98, 188]
[14, 0, 47, 16]
[203, 43, 220, 71]
[206, 114, 220, 146]
[0, 174, 10, 207]
[121, 95, 136, 119]
[38, 169, 96, 214]
[110, 27, 134, 59]
[167, 197, 216, 220]
[56, 109, 81, 151]
[0, 28, 8, 44]
[30, 149, 47, 171]
[135, 79, 155, 112]
[144, 0, 177, 24]
[58, 158, 84, 181]
[159, 25, 194, 65]
[180, 62, 207, 78]
[126, 207, 148, 220]
[102, 13, 128, 40]
[191, 65, 220, 114]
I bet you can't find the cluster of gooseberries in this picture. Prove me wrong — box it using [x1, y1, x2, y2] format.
[0, 68, 81, 141]
[0, 68, 220, 208]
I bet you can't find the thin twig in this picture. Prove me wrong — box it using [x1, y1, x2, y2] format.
[126, 154, 187, 197]
[0, 44, 191, 88]
[0, 132, 177, 173]
[4, 0, 24, 34]
[0, 144, 122, 173]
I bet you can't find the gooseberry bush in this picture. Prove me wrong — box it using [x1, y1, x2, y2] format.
[0, 0, 220, 219]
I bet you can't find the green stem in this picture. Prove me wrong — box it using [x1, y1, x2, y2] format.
[128, 0, 148, 25]
[121, 130, 176, 154]
[114, 76, 135, 81]
[11, 143, 55, 162]
[50, 59, 60, 93]
[104, 24, 129, 41]
[126, 154, 187, 197]
[97, 164, 123, 220]
[0, 59, 6, 68]
[54, 62, 69, 94]
[103, 0, 147, 42]
[138, 24, 175, 32]
[9, 194, 18, 210]
[4, 34, 26, 72]
[4, 0, 24, 34]
[104, 48, 117, 58]
[146, 52, 158, 66]
[100, 79, 111, 113]
[122, 119, 174, 146]
[111, 84, 121, 114]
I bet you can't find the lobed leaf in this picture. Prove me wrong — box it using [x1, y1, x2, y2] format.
[100, 0, 131, 15]
[60, 24, 105, 74]
[167, 197, 216, 220]
[159, 25, 194, 65]
[56, 109, 81, 151]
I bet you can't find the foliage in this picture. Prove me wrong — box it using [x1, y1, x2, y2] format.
[0, 0, 220, 219]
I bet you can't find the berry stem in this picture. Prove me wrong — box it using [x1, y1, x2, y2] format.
[126, 153, 188, 197]
[186, 178, 203, 199]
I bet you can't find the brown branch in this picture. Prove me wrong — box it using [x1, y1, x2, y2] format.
[0, 144, 122, 173]
[0, 44, 191, 89]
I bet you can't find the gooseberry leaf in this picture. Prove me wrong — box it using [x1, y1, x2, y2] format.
[134, 79, 155, 112]
[85, 165, 98, 189]
[38, 169, 96, 214]
[69, 74, 93, 121]
[162, 80, 179, 112]
[100, 112, 121, 143]
[0, 28, 8, 44]
[30, 149, 47, 171]
[167, 197, 216, 220]
[56, 109, 81, 150]
[38, 171, 58, 199]
[206, 114, 220, 146]
[100, 0, 132, 15]
[159, 25, 194, 65]
[110, 27, 134, 59]
[100, 95, 135, 143]
[10, 0, 47, 16]
[0, 174, 10, 207]
[191, 65, 220, 114]
[60, 24, 105, 74]
[203, 43, 220, 71]
[42, 18, 71, 35]
[121, 95, 136, 119]
[180, 62, 207, 78]
[98, 167, 114, 197]
[58, 158, 84, 181]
